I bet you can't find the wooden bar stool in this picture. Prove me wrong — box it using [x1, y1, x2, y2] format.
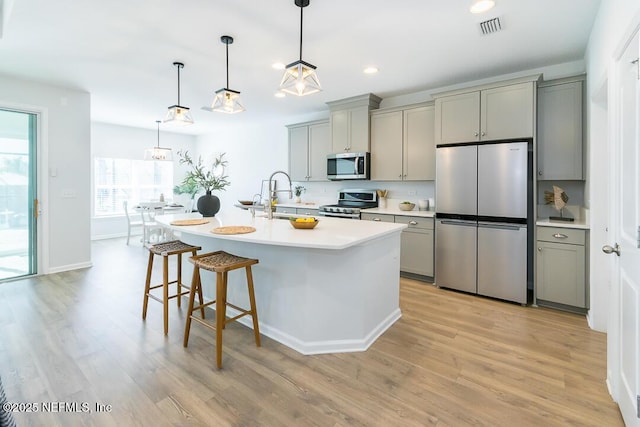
[142, 240, 202, 335]
[184, 251, 261, 369]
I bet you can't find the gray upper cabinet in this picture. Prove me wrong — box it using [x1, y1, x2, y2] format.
[330, 106, 370, 153]
[537, 78, 584, 180]
[327, 94, 381, 153]
[370, 104, 435, 181]
[435, 91, 480, 144]
[287, 120, 331, 182]
[435, 79, 537, 144]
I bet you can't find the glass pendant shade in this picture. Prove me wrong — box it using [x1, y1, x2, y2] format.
[280, 60, 322, 96]
[144, 146, 173, 161]
[211, 88, 245, 114]
[279, 0, 321, 96]
[164, 62, 194, 125]
[145, 120, 173, 161]
[164, 105, 194, 125]
[206, 35, 245, 114]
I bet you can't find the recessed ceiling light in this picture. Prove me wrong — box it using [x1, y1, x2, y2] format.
[363, 66, 379, 74]
[470, 0, 495, 14]
[274, 91, 286, 98]
[272, 62, 285, 70]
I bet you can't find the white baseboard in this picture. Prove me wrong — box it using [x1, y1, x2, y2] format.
[46, 261, 93, 274]
[226, 306, 402, 355]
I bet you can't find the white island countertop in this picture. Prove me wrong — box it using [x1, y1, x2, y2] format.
[154, 207, 405, 356]
[156, 210, 407, 250]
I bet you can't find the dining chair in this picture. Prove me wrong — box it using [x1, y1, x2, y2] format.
[123, 201, 144, 245]
[141, 207, 164, 243]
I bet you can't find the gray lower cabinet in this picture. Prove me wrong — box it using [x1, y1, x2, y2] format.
[360, 213, 394, 223]
[275, 206, 296, 215]
[275, 206, 318, 216]
[361, 213, 434, 280]
[536, 226, 588, 310]
[296, 207, 318, 216]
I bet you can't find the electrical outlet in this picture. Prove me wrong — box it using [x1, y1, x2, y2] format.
[408, 190, 417, 196]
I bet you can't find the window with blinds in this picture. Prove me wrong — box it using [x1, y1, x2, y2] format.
[94, 158, 173, 216]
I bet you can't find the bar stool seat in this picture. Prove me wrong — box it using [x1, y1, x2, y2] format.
[184, 251, 261, 369]
[143, 240, 202, 335]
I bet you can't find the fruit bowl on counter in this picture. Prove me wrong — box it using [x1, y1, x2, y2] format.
[289, 217, 319, 229]
[398, 201, 416, 211]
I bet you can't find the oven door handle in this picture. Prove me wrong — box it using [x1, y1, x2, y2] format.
[354, 155, 359, 174]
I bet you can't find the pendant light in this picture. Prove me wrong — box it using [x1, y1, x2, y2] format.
[144, 120, 173, 161]
[164, 62, 194, 125]
[204, 35, 245, 114]
[279, 0, 322, 96]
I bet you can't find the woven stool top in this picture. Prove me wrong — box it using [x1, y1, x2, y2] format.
[148, 240, 201, 256]
[190, 251, 259, 273]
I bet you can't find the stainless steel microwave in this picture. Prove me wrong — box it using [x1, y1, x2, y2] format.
[327, 152, 370, 180]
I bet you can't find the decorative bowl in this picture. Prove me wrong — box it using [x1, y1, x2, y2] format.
[398, 202, 416, 211]
[238, 200, 254, 206]
[289, 218, 319, 229]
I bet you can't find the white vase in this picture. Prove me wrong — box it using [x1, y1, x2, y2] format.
[379, 197, 387, 208]
[295, 196, 302, 203]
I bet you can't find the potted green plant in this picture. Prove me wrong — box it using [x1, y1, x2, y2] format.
[173, 176, 199, 212]
[294, 185, 305, 203]
[177, 150, 230, 217]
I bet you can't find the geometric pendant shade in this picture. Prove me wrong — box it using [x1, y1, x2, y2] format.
[164, 62, 194, 125]
[279, 0, 322, 96]
[206, 35, 245, 114]
[144, 120, 173, 161]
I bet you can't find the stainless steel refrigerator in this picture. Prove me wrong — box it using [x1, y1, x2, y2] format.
[435, 140, 531, 304]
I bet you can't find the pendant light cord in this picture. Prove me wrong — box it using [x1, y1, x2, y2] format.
[226, 41, 230, 88]
[176, 64, 181, 105]
[156, 120, 161, 148]
[299, 4, 304, 61]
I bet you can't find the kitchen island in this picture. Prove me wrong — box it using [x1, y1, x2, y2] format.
[156, 211, 406, 355]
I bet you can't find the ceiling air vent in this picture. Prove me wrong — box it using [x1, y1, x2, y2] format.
[479, 17, 501, 35]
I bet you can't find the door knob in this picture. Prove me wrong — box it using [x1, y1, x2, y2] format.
[602, 243, 621, 256]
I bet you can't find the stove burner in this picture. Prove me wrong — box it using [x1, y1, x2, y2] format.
[318, 189, 379, 219]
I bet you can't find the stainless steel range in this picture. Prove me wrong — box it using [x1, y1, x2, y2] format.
[318, 189, 378, 219]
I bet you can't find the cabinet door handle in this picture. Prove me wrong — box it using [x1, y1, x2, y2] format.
[373, 218, 381, 221]
[409, 221, 418, 225]
[481, 132, 486, 137]
[398, 174, 402, 178]
[474, 132, 479, 137]
[553, 233, 568, 239]
[538, 170, 543, 176]
[537, 247, 542, 252]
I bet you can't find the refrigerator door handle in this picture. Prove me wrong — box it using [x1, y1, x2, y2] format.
[439, 220, 477, 227]
[478, 222, 524, 231]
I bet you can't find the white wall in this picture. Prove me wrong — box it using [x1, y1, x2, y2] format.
[90, 122, 197, 239]
[0, 74, 91, 273]
[584, 0, 640, 332]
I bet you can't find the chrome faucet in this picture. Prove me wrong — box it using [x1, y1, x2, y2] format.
[267, 170, 293, 220]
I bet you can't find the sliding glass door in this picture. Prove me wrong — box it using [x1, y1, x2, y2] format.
[0, 108, 37, 280]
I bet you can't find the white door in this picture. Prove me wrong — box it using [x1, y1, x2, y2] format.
[607, 28, 640, 426]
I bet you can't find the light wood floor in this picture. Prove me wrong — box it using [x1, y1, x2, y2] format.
[0, 238, 623, 426]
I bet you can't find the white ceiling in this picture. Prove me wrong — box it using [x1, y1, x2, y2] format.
[0, 0, 601, 135]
